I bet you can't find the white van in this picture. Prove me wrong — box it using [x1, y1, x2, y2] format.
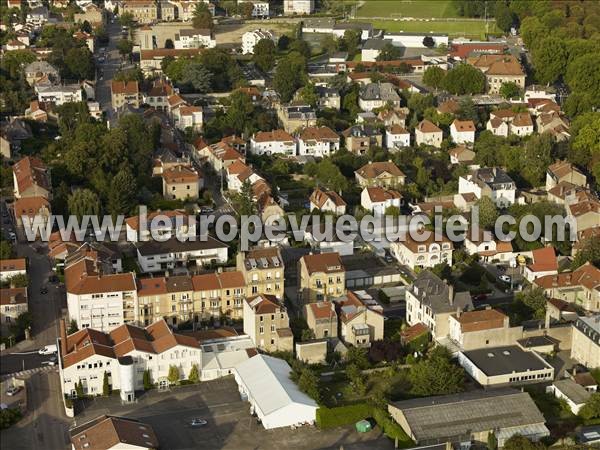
[39, 344, 58, 355]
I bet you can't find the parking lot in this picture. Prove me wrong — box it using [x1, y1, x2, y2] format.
[75, 378, 393, 450]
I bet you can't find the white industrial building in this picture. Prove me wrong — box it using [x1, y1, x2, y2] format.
[234, 354, 318, 429]
[384, 31, 449, 49]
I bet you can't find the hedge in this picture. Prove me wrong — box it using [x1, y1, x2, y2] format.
[316, 404, 414, 447]
[316, 403, 372, 429]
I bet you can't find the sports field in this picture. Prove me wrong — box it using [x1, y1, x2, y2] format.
[366, 19, 500, 39]
[357, 0, 458, 18]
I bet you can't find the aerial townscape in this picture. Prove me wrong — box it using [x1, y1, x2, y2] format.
[1, 0, 600, 449]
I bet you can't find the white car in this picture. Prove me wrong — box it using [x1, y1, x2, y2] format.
[499, 275, 511, 283]
[190, 418, 207, 427]
[39, 344, 57, 355]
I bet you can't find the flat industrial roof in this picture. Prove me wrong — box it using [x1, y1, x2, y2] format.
[462, 345, 552, 376]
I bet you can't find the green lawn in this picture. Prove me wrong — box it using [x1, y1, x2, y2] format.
[367, 19, 500, 39]
[358, 0, 458, 18]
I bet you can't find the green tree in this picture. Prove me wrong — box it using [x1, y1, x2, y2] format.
[376, 42, 403, 61]
[520, 133, 554, 187]
[289, 39, 311, 59]
[476, 196, 499, 230]
[346, 363, 367, 395]
[68, 319, 78, 334]
[102, 371, 111, 396]
[298, 367, 320, 401]
[566, 53, 600, 110]
[278, 35, 290, 51]
[225, 90, 255, 134]
[118, 12, 135, 28]
[304, 159, 349, 193]
[443, 64, 486, 95]
[579, 393, 600, 420]
[503, 435, 546, 450]
[239, 180, 257, 216]
[487, 431, 498, 450]
[193, 3, 213, 30]
[345, 346, 369, 369]
[515, 287, 547, 320]
[75, 380, 84, 398]
[188, 364, 200, 383]
[273, 52, 307, 102]
[252, 38, 276, 73]
[68, 189, 101, 220]
[143, 369, 152, 390]
[409, 346, 465, 396]
[569, 112, 600, 185]
[5, 274, 28, 288]
[499, 81, 522, 99]
[117, 39, 133, 58]
[531, 37, 568, 84]
[341, 29, 361, 58]
[238, 1, 254, 18]
[167, 365, 180, 384]
[422, 66, 446, 90]
[301, 328, 315, 341]
[180, 62, 212, 93]
[572, 236, 600, 269]
[299, 83, 319, 108]
[64, 47, 95, 80]
[320, 34, 338, 55]
[384, 206, 401, 217]
[495, 5, 515, 33]
[422, 36, 435, 48]
[108, 166, 137, 217]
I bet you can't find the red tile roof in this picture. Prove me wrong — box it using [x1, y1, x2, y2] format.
[527, 247, 558, 273]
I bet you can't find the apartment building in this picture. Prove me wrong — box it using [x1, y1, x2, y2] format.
[571, 315, 600, 368]
[121, 0, 158, 23]
[58, 319, 200, 400]
[297, 126, 340, 157]
[298, 252, 345, 304]
[124, 209, 194, 242]
[236, 247, 284, 299]
[450, 119, 476, 144]
[360, 186, 402, 215]
[415, 119, 443, 148]
[241, 29, 275, 54]
[546, 160, 587, 191]
[243, 294, 293, 352]
[342, 125, 382, 155]
[283, 0, 313, 15]
[390, 233, 453, 269]
[358, 82, 401, 112]
[174, 28, 216, 49]
[111, 81, 140, 110]
[385, 124, 410, 149]
[335, 290, 384, 348]
[470, 54, 525, 94]
[277, 105, 317, 133]
[533, 262, 600, 312]
[249, 130, 296, 156]
[355, 161, 406, 188]
[459, 167, 517, 207]
[0, 258, 26, 281]
[0, 287, 28, 326]
[137, 275, 194, 327]
[304, 301, 337, 339]
[36, 84, 84, 106]
[192, 270, 246, 319]
[405, 270, 473, 340]
[65, 250, 138, 332]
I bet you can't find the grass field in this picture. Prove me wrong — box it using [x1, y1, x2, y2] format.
[358, 0, 458, 18]
[366, 19, 501, 39]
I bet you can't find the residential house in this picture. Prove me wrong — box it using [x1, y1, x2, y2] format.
[1, 119, 32, 155]
[142, 79, 174, 110]
[12, 156, 51, 199]
[236, 247, 285, 299]
[546, 160, 587, 191]
[315, 85, 340, 110]
[524, 247, 559, 282]
[6, 39, 27, 51]
[469, 54, 526, 94]
[121, 0, 158, 23]
[195, 139, 245, 173]
[24, 61, 60, 86]
[298, 252, 345, 304]
[341, 125, 382, 155]
[361, 38, 393, 62]
[25, 100, 48, 122]
[297, 126, 340, 157]
[385, 124, 410, 149]
[241, 29, 275, 55]
[137, 275, 195, 327]
[304, 301, 337, 339]
[0, 258, 27, 282]
[450, 119, 475, 145]
[13, 196, 52, 238]
[415, 119, 443, 148]
[437, 99, 460, 115]
[73, 31, 94, 52]
[378, 108, 408, 127]
[448, 308, 523, 351]
[0, 288, 28, 326]
[458, 167, 516, 207]
[69, 416, 159, 450]
[277, 105, 317, 133]
[124, 209, 194, 242]
[249, 130, 296, 156]
[111, 81, 140, 110]
[405, 270, 473, 340]
[175, 28, 216, 49]
[26, 6, 48, 26]
[309, 188, 346, 215]
[355, 161, 406, 188]
[190, 270, 247, 320]
[335, 290, 384, 348]
[487, 109, 534, 137]
[243, 294, 293, 352]
[283, 0, 314, 15]
[135, 236, 228, 273]
[388, 389, 549, 448]
[36, 84, 83, 106]
[464, 229, 514, 263]
[161, 165, 202, 200]
[566, 196, 600, 233]
[139, 48, 202, 74]
[73, 3, 105, 25]
[360, 186, 402, 215]
[536, 112, 570, 142]
[172, 105, 203, 131]
[533, 262, 600, 313]
[571, 316, 600, 368]
[358, 82, 401, 112]
[391, 232, 454, 270]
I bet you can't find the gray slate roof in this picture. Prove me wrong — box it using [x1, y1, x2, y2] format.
[410, 270, 472, 315]
[389, 388, 546, 442]
[553, 379, 592, 405]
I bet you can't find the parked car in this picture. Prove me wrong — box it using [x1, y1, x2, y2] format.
[499, 275, 511, 283]
[39, 344, 57, 355]
[41, 356, 57, 366]
[190, 418, 207, 427]
[40, 286, 48, 294]
[5, 385, 22, 396]
[471, 293, 488, 302]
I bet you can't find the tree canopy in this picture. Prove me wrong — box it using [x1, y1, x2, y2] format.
[409, 346, 465, 396]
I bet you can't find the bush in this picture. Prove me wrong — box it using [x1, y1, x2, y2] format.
[0, 408, 22, 429]
[316, 403, 372, 429]
[372, 407, 413, 446]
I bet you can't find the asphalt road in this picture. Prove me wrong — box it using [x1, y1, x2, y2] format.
[96, 17, 122, 123]
[0, 351, 51, 375]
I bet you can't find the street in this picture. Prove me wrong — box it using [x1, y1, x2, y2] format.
[95, 16, 122, 123]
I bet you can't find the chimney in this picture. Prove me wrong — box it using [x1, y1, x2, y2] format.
[448, 283, 454, 305]
[60, 319, 67, 356]
[217, 266, 223, 274]
[456, 306, 461, 318]
[572, 366, 577, 377]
